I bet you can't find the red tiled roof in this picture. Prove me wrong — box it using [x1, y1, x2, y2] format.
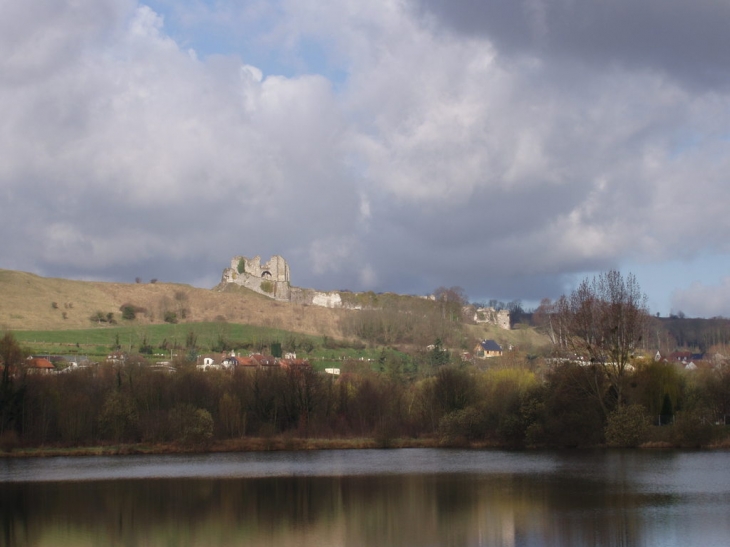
[27, 358, 55, 370]
[251, 354, 277, 366]
[279, 358, 311, 369]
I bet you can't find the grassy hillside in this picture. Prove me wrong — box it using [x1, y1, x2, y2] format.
[0, 269, 346, 337]
[0, 269, 553, 357]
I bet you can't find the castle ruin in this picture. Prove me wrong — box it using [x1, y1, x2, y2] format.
[474, 307, 511, 330]
[221, 254, 347, 307]
[222, 255, 292, 300]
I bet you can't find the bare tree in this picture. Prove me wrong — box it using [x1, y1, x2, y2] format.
[433, 286, 468, 322]
[533, 296, 571, 348]
[534, 298, 557, 345]
[559, 271, 649, 413]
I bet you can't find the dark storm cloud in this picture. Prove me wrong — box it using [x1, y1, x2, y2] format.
[350, 178, 585, 301]
[414, 0, 730, 88]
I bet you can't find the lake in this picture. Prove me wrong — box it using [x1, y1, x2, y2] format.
[2, 449, 730, 546]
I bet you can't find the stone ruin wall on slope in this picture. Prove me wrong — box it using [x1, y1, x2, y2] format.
[220, 255, 510, 328]
[474, 307, 511, 330]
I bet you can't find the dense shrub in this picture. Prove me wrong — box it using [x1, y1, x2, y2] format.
[542, 364, 606, 447]
[169, 404, 214, 446]
[120, 304, 147, 321]
[121, 306, 136, 320]
[99, 392, 139, 442]
[671, 409, 714, 448]
[605, 404, 650, 447]
[438, 407, 485, 445]
[90, 311, 115, 324]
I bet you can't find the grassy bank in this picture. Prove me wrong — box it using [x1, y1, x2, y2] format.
[0, 437, 443, 458]
[3, 433, 730, 458]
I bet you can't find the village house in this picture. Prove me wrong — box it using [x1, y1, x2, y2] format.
[221, 355, 248, 368]
[660, 350, 712, 371]
[474, 340, 503, 358]
[197, 355, 223, 371]
[250, 354, 277, 367]
[26, 357, 56, 374]
[106, 352, 126, 365]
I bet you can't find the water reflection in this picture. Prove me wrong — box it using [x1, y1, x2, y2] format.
[2, 450, 730, 547]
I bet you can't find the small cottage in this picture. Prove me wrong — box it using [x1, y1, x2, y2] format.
[474, 340, 503, 358]
[26, 357, 56, 374]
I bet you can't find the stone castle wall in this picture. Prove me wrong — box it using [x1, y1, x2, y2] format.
[474, 307, 511, 330]
[222, 255, 291, 301]
[228, 255, 290, 283]
[290, 287, 346, 308]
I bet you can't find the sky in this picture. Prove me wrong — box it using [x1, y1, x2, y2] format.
[2, 0, 730, 318]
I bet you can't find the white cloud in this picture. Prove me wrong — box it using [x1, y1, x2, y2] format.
[0, 0, 134, 82]
[325, 3, 730, 284]
[2, 0, 730, 311]
[672, 278, 730, 318]
[0, 0, 359, 283]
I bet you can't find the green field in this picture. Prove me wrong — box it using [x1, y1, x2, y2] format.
[12, 322, 393, 370]
[15, 322, 309, 356]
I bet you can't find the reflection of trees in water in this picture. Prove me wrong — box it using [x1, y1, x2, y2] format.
[0, 471, 673, 547]
[1, 485, 28, 547]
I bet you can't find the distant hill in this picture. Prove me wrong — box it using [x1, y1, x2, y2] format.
[0, 269, 346, 337]
[0, 268, 554, 354]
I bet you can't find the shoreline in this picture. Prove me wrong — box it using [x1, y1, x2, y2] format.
[3, 436, 729, 458]
[0, 437, 443, 458]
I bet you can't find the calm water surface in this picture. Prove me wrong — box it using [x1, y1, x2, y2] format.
[1, 449, 729, 546]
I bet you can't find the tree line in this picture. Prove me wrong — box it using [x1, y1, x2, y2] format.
[1, 342, 729, 451]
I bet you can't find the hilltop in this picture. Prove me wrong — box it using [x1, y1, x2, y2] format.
[0, 268, 550, 353]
